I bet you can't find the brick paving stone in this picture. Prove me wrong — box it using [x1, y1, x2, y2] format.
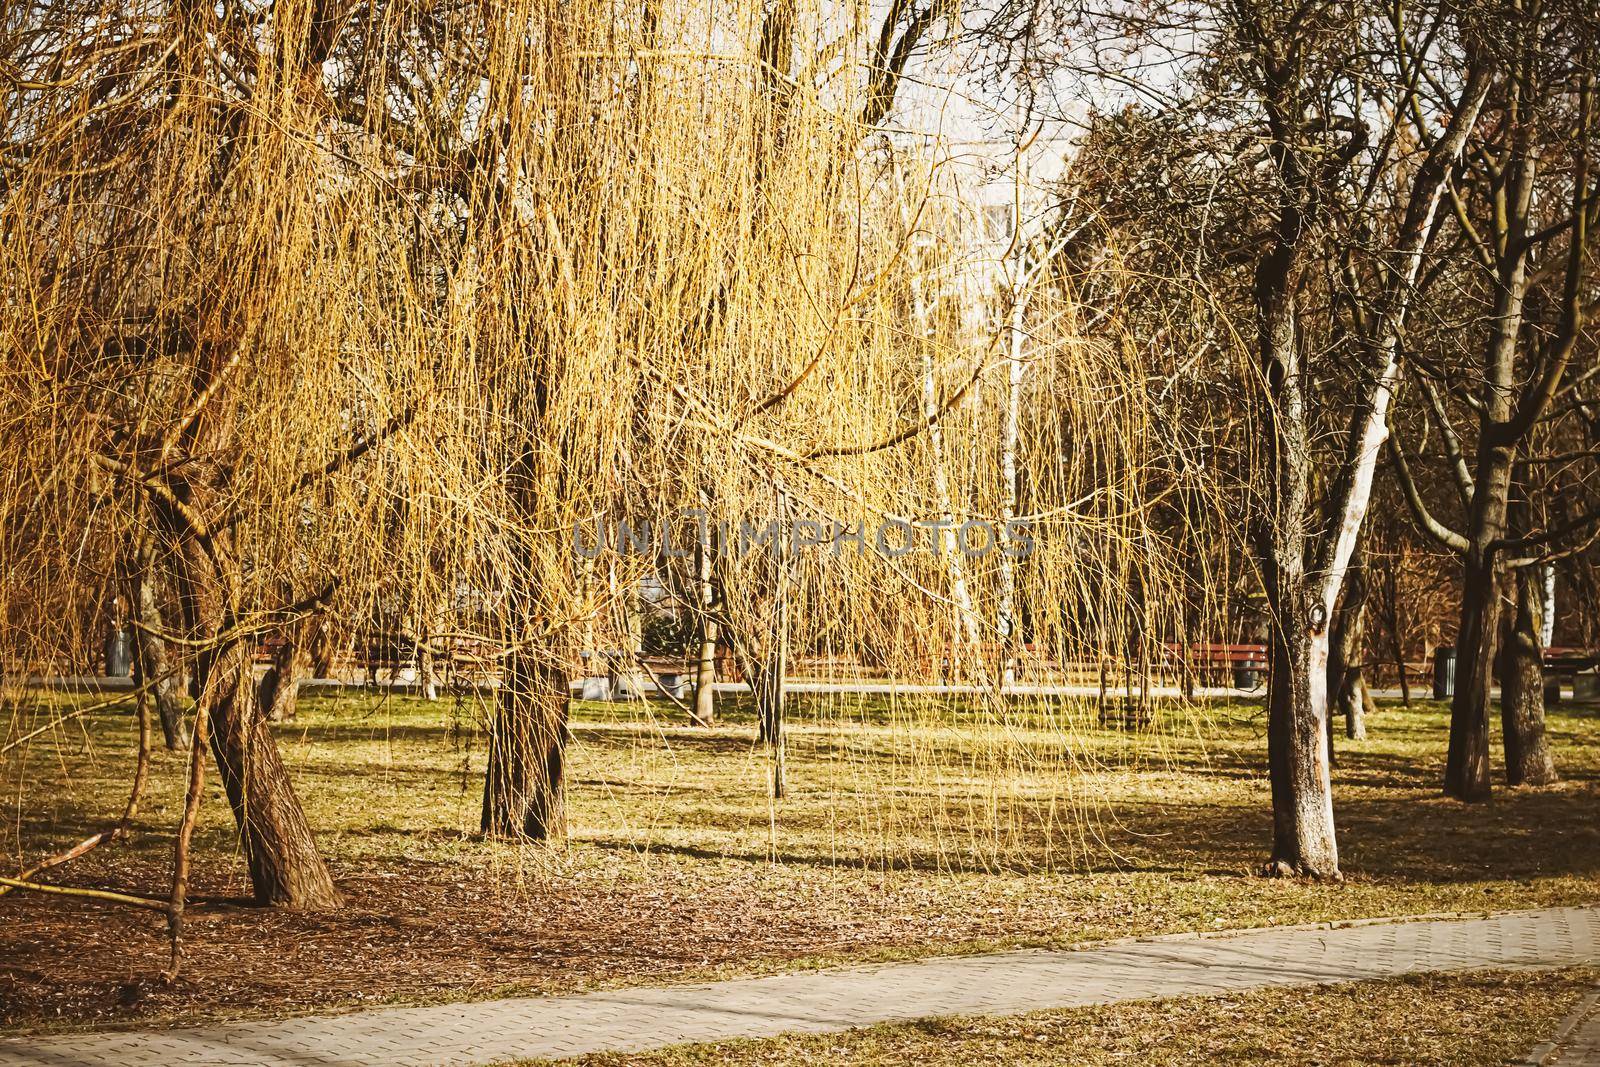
[1529, 988, 1600, 1066]
[2, 905, 1596, 1067]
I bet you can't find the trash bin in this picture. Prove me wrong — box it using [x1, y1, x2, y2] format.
[103, 628, 132, 678]
[1233, 659, 1264, 690]
[1432, 646, 1455, 700]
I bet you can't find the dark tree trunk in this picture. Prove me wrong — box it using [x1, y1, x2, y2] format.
[200, 635, 340, 907]
[127, 549, 189, 751]
[165, 525, 340, 909]
[308, 616, 337, 678]
[481, 650, 570, 840]
[1446, 547, 1500, 800]
[1445, 179, 1527, 800]
[755, 655, 786, 798]
[1446, 431, 1514, 804]
[1501, 566, 1558, 786]
[1327, 554, 1370, 741]
[753, 487, 791, 798]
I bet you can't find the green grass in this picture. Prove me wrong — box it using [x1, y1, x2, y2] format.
[1, 688, 1596, 1031]
[529, 966, 1599, 1066]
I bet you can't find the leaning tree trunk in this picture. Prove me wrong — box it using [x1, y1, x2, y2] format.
[127, 548, 189, 751]
[481, 649, 571, 840]
[260, 616, 309, 723]
[167, 531, 339, 909]
[1501, 565, 1558, 786]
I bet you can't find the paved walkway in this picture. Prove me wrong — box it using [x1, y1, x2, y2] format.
[2, 905, 1597, 1066]
[1528, 986, 1600, 1065]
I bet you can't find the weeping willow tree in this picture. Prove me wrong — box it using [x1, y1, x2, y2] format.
[0, 0, 1234, 971]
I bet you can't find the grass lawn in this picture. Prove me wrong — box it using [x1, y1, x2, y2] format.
[532, 966, 1600, 1066]
[1, 688, 1596, 1032]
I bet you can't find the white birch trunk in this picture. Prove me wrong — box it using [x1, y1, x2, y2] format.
[1540, 564, 1556, 647]
[891, 154, 986, 672]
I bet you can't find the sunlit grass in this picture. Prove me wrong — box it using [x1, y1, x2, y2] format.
[2, 688, 1596, 1030]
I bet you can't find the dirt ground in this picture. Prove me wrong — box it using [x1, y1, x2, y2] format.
[3, 692, 1597, 1031]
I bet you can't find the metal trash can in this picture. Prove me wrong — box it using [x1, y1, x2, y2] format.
[1233, 659, 1264, 690]
[1432, 646, 1455, 700]
[103, 628, 131, 678]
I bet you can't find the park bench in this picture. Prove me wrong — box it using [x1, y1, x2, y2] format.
[1542, 647, 1600, 701]
[577, 651, 698, 701]
[1162, 643, 1269, 689]
[253, 633, 288, 664]
[922, 640, 1067, 684]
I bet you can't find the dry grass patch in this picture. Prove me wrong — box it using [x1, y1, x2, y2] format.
[1, 690, 1596, 1031]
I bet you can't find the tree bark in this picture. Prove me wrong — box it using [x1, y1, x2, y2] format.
[259, 617, 308, 723]
[156, 500, 339, 909]
[127, 548, 189, 751]
[755, 654, 786, 799]
[200, 632, 340, 907]
[481, 649, 570, 840]
[1446, 545, 1501, 800]
[1264, 570, 1339, 878]
[691, 525, 718, 726]
[754, 486, 791, 798]
[167, 531, 339, 908]
[416, 608, 441, 702]
[1501, 566, 1558, 786]
[1256, 254, 1339, 879]
[1327, 552, 1370, 741]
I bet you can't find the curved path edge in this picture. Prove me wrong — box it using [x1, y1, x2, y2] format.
[3, 904, 1598, 1066]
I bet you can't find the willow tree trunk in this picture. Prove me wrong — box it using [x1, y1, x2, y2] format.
[165, 563, 335, 910]
[755, 654, 787, 799]
[1501, 566, 1558, 786]
[199, 633, 340, 907]
[481, 650, 570, 840]
[415, 609, 441, 702]
[127, 552, 189, 751]
[260, 619, 308, 723]
[692, 533, 718, 727]
[754, 488, 790, 798]
[158, 508, 339, 909]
